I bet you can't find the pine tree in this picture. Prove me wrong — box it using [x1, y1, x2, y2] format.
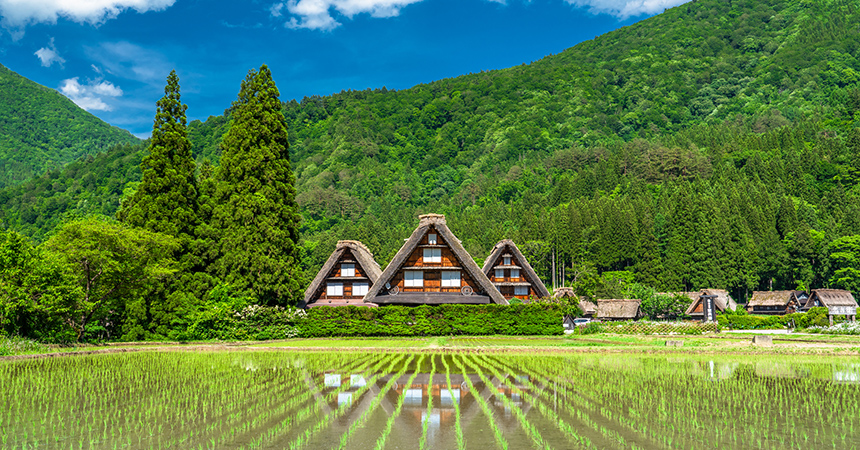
[211, 65, 302, 306]
[118, 70, 198, 240]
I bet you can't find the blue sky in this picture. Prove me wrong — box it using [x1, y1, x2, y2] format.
[0, 0, 691, 138]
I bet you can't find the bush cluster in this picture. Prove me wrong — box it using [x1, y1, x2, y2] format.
[717, 307, 832, 330]
[587, 320, 719, 335]
[299, 304, 563, 337]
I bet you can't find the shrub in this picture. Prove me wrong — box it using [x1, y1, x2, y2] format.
[298, 304, 563, 337]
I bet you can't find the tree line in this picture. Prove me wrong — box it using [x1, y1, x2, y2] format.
[1, 67, 302, 342]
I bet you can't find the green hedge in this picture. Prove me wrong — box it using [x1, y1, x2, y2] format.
[717, 307, 832, 330]
[299, 304, 564, 337]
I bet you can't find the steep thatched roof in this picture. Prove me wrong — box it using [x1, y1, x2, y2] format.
[683, 289, 739, 315]
[809, 289, 858, 308]
[482, 239, 550, 298]
[596, 299, 642, 320]
[300, 240, 382, 308]
[747, 290, 799, 307]
[364, 214, 507, 305]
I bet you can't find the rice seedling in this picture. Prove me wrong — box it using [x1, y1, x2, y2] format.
[440, 354, 466, 450]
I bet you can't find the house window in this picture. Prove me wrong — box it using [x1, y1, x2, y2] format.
[405, 271, 423, 287]
[510, 268, 520, 279]
[353, 282, 369, 296]
[423, 248, 441, 263]
[514, 286, 529, 297]
[503, 256, 511, 266]
[341, 263, 355, 277]
[428, 233, 437, 245]
[442, 271, 461, 287]
[327, 282, 343, 296]
[495, 268, 504, 280]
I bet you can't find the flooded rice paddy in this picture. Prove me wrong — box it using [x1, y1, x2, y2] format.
[4, 350, 860, 449]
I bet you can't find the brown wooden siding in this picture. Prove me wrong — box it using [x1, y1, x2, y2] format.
[490, 250, 537, 300]
[316, 249, 372, 300]
[389, 226, 480, 293]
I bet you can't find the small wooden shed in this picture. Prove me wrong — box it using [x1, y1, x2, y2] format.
[685, 289, 739, 318]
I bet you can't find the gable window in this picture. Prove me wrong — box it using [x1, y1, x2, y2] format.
[423, 248, 441, 263]
[514, 286, 529, 297]
[442, 271, 461, 287]
[503, 256, 511, 265]
[353, 282, 369, 296]
[327, 282, 343, 296]
[510, 268, 520, 279]
[428, 233, 437, 245]
[341, 263, 355, 277]
[495, 268, 504, 280]
[405, 271, 423, 287]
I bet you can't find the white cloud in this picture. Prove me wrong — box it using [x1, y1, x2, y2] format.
[34, 37, 65, 67]
[565, 0, 691, 19]
[59, 77, 123, 112]
[86, 41, 171, 85]
[274, 0, 423, 31]
[0, 0, 175, 37]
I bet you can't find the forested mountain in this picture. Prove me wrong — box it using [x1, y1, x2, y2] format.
[3, 0, 860, 302]
[0, 63, 138, 187]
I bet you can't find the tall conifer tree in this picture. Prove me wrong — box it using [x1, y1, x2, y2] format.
[118, 70, 198, 240]
[211, 65, 301, 306]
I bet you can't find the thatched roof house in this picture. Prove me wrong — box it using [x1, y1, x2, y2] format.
[684, 289, 739, 317]
[364, 214, 507, 305]
[746, 290, 804, 315]
[596, 299, 642, 321]
[803, 289, 858, 316]
[482, 239, 550, 300]
[300, 240, 382, 308]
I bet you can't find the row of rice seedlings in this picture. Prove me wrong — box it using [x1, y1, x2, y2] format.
[286, 353, 408, 450]
[417, 355, 436, 450]
[225, 352, 381, 449]
[461, 354, 552, 450]
[511, 355, 656, 450]
[440, 354, 466, 450]
[1, 351, 361, 449]
[450, 355, 509, 450]
[475, 354, 598, 450]
[373, 354, 428, 450]
[333, 354, 417, 450]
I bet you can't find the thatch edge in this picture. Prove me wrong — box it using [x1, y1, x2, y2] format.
[482, 239, 551, 298]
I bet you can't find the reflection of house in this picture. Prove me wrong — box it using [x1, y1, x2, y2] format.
[746, 291, 804, 315]
[482, 240, 550, 301]
[802, 289, 858, 321]
[300, 240, 382, 308]
[364, 214, 506, 305]
[596, 299, 642, 321]
[684, 289, 739, 318]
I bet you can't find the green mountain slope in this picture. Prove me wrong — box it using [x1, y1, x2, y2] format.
[3, 0, 860, 299]
[0, 63, 139, 187]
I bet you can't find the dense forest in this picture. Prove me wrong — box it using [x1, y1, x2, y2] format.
[0, 64, 138, 187]
[2, 0, 860, 341]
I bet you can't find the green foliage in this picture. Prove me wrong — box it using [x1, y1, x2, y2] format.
[0, 63, 138, 186]
[717, 306, 832, 330]
[299, 304, 564, 337]
[118, 70, 198, 242]
[210, 65, 302, 306]
[42, 217, 179, 341]
[828, 235, 860, 292]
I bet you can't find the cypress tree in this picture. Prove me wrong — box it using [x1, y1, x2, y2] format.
[211, 65, 302, 306]
[118, 70, 198, 240]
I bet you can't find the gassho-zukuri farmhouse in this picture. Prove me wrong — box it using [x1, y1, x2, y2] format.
[299, 214, 859, 323]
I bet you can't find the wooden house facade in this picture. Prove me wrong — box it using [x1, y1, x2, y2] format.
[746, 290, 805, 315]
[482, 239, 550, 301]
[364, 214, 507, 305]
[300, 240, 382, 308]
